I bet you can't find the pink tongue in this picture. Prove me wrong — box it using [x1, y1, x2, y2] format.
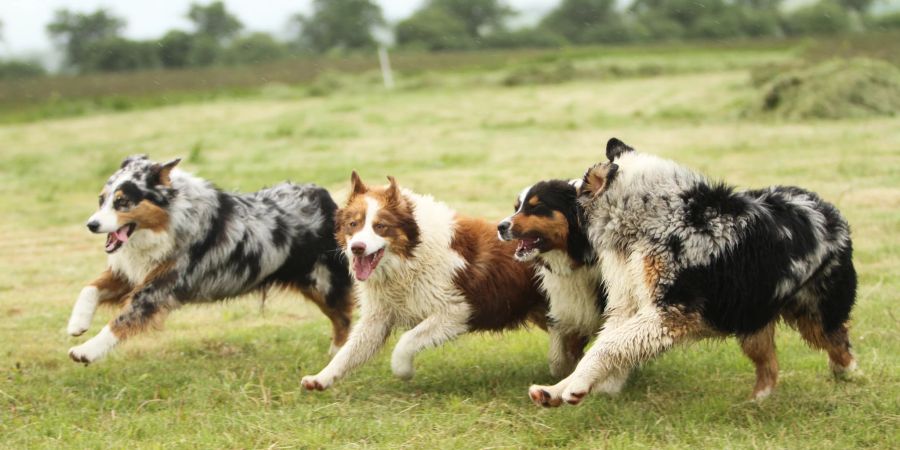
[353, 255, 376, 281]
[114, 227, 130, 243]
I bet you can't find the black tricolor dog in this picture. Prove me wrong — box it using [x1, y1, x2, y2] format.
[498, 180, 610, 384]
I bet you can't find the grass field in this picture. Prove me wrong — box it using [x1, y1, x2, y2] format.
[0, 43, 898, 448]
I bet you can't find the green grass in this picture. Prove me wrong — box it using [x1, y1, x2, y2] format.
[0, 47, 898, 448]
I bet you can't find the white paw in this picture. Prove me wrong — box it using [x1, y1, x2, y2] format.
[752, 386, 773, 401]
[67, 314, 92, 337]
[391, 356, 415, 381]
[301, 374, 334, 391]
[68, 325, 117, 364]
[831, 358, 860, 380]
[68, 287, 98, 336]
[528, 384, 565, 407]
[561, 378, 593, 405]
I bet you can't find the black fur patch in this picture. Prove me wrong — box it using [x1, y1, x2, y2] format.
[662, 185, 855, 335]
[524, 180, 595, 266]
[188, 191, 235, 273]
[606, 138, 635, 161]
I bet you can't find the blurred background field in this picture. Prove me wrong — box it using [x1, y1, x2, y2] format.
[0, 1, 898, 448]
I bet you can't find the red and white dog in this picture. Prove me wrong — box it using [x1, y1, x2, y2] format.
[301, 172, 548, 390]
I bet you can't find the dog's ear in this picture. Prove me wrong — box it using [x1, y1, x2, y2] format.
[582, 163, 619, 198]
[350, 171, 367, 197]
[149, 158, 181, 187]
[606, 138, 634, 162]
[120, 154, 148, 169]
[385, 176, 400, 203]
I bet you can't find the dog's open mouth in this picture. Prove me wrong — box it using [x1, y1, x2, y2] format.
[105, 223, 135, 254]
[515, 237, 541, 259]
[353, 248, 385, 281]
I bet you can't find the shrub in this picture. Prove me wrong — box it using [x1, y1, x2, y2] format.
[0, 60, 46, 80]
[224, 33, 287, 65]
[784, 0, 852, 36]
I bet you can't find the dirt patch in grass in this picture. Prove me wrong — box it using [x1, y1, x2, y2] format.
[755, 58, 900, 120]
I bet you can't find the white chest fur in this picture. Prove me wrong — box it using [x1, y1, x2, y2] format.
[107, 229, 175, 284]
[538, 251, 604, 335]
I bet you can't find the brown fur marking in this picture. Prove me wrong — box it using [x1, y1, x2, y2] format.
[509, 210, 569, 252]
[450, 216, 548, 331]
[118, 200, 170, 232]
[336, 174, 420, 258]
[300, 287, 353, 348]
[90, 269, 132, 306]
[739, 323, 779, 398]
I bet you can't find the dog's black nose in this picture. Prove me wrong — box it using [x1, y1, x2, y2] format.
[350, 242, 366, 256]
[497, 221, 511, 235]
[87, 221, 100, 232]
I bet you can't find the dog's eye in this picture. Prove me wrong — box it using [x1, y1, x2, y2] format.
[349, 221, 358, 228]
[113, 198, 129, 210]
[373, 223, 387, 232]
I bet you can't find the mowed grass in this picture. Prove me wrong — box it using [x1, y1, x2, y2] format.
[0, 49, 898, 448]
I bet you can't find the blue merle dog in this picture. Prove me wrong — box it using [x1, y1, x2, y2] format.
[68, 155, 353, 364]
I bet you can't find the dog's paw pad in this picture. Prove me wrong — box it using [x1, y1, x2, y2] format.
[529, 386, 562, 408]
[301, 376, 329, 391]
[563, 390, 587, 405]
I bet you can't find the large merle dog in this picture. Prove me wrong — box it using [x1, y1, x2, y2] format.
[68, 155, 353, 364]
[529, 138, 857, 407]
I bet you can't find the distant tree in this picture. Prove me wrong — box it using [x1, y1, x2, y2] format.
[187, 35, 222, 66]
[188, 1, 243, 43]
[784, 0, 852, 36]
[224, 33, 287, 65]
[837, 0, 874, 13]
[158, 30, 194, 68]
[396, 0, 514, 50]
[396, 7, 473, 50]
[426, 0, 514, 38]
[46, 9, 124, 71]
[80, 37, 159, 72]
[541, 0, 627, 44]
[291, 0, 384, 53]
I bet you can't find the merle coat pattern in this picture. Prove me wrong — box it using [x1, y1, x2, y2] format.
[529, 138, 857, 407]
[68, 155, 353, 364]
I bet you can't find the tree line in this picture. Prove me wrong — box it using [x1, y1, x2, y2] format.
[2, 0, 900, 78]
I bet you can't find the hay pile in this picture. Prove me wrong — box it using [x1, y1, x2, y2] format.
[758, 58, 900, 119]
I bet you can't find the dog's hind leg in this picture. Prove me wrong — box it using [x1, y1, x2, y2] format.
[67, 269, 131, 336]
[796, 318, 857, 377]
[68, 264, 178, 364]
[301, 286, 353, 356]
[739, 323, 779, 400]
[794, 248, 858, 378]
[390, 302, 471, 381]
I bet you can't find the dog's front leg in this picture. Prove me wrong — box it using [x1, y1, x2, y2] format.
[390, 302, 470, 380]
[69, 268, 177, 364]
[67, 269, 131, 336]
[529, 306, 683, 407]
[301, 306, 393, 391]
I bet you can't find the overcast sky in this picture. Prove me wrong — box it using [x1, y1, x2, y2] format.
[0, 0, 558, 57]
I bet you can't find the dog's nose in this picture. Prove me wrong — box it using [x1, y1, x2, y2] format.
[87, 221, 100, 233]
[497, 221, 511, 235]
[350, 242, 366, 256]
